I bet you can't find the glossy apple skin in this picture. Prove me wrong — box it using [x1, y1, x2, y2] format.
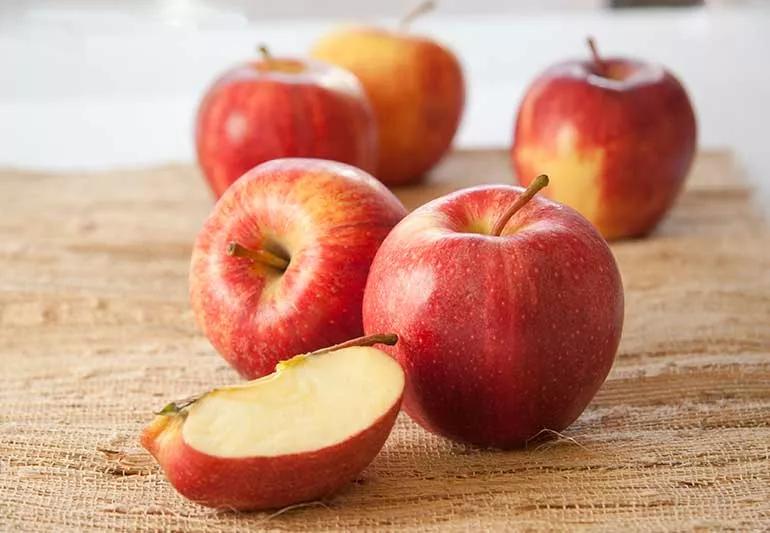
[140, 400, 401, 510]
[363, 186, 624, 448]
[512, 58, 696, 240]
[190, 159, 407, 379]
[312, 28, 464, 187]
[196, 58, 377, 198]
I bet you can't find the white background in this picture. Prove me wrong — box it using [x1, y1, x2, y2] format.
[1, 1, 769, 202]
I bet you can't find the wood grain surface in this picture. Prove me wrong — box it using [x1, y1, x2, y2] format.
[1, 150, 769, 531]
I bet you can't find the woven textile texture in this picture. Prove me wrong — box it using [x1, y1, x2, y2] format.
[1, 150, 769, 531]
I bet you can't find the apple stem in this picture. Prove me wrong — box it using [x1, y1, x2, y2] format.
[399, 0, 436, 31]
[491, 174, 550, 236]
[227, 241, 289, 271]
[258, 43, 273, 65]
[310, 333, 399, 356]
[587, 36, 606, 75]
[155, 394, 202, 416]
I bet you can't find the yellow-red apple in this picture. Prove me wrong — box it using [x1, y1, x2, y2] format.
[196, 47, 377, 198]
[141, 335, 404, 511]
[511, 38, 696, 240]
[363, 176, 624, 448]
[311, 4, 464, 186]
[190, 158, 406, 379]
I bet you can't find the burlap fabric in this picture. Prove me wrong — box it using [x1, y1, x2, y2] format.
[1, 150, 769, 531]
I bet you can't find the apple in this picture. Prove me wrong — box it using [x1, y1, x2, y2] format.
[511, 37, 697, 240]
[196, 45, 377, 198]
[363, 175, 624, 448]
[311, 2, 465, 187]
[141, 334, 404, 511]
[190, 158, 407, 379]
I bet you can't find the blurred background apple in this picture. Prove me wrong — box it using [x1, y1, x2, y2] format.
[2, 0, 769, 206]
[196, 48, 377, 197]
[312, 2, 465, 186]
[512, 38, 696, 239]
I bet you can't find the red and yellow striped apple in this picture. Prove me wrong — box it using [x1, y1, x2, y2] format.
[141, 335, 404, 511]
[312, 3, 464, 186]
[196, 47, 377, 198]
[190, 158, 406, 379]
[512, 38, 696, 240]
[363, 176, 624, 448]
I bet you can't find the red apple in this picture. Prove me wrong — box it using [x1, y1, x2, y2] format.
[311, 2, 465, 186]
[196, 46, 377, 198]
[141, 335, 404, 511]
[363, 176, 624, 448]
[511, 38, 696, 240]
[190, 158, 406, 379]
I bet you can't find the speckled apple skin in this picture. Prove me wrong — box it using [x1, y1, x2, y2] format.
[363, 186, 624, 448]
[512, 58, 696, 240]
[140, 399, 401, 511]
[190, 158, 406, 379]
[196, 59, 377, 198]
[312, 28, 465, 187]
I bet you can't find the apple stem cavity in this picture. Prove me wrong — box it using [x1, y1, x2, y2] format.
[399, 0, 436, 31]
[227, 241, 289, 272]
[491, 174, 550, 236]
[310, 333, 399, 356]
[587, 36, 606, 75]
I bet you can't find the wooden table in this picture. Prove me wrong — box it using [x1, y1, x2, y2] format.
[2, 150, 769, 531]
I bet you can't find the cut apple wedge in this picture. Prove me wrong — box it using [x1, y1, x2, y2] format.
[141, 334, 403, 511]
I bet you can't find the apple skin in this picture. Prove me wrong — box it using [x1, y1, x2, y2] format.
[512, 58, 696, 240]
[312, 28, 464, 187]
[362, 185, 624, 448]
[196, 57, 377, 198]
[140, 400, 401, 510]
[190, 158, 407, 379]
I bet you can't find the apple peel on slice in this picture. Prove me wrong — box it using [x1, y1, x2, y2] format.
[141, 334, 403, 511]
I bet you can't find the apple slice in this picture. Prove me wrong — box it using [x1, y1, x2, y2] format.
[141, 334, 403, 511]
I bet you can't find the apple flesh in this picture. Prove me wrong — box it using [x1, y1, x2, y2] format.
[312, 13, 464, 187]
[196, 50, 377, 198]
[511, 39, 696, 240]
[190, 158, 406, 379]
[363, 179, 624, 448]
[141, 338, 404, 511]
